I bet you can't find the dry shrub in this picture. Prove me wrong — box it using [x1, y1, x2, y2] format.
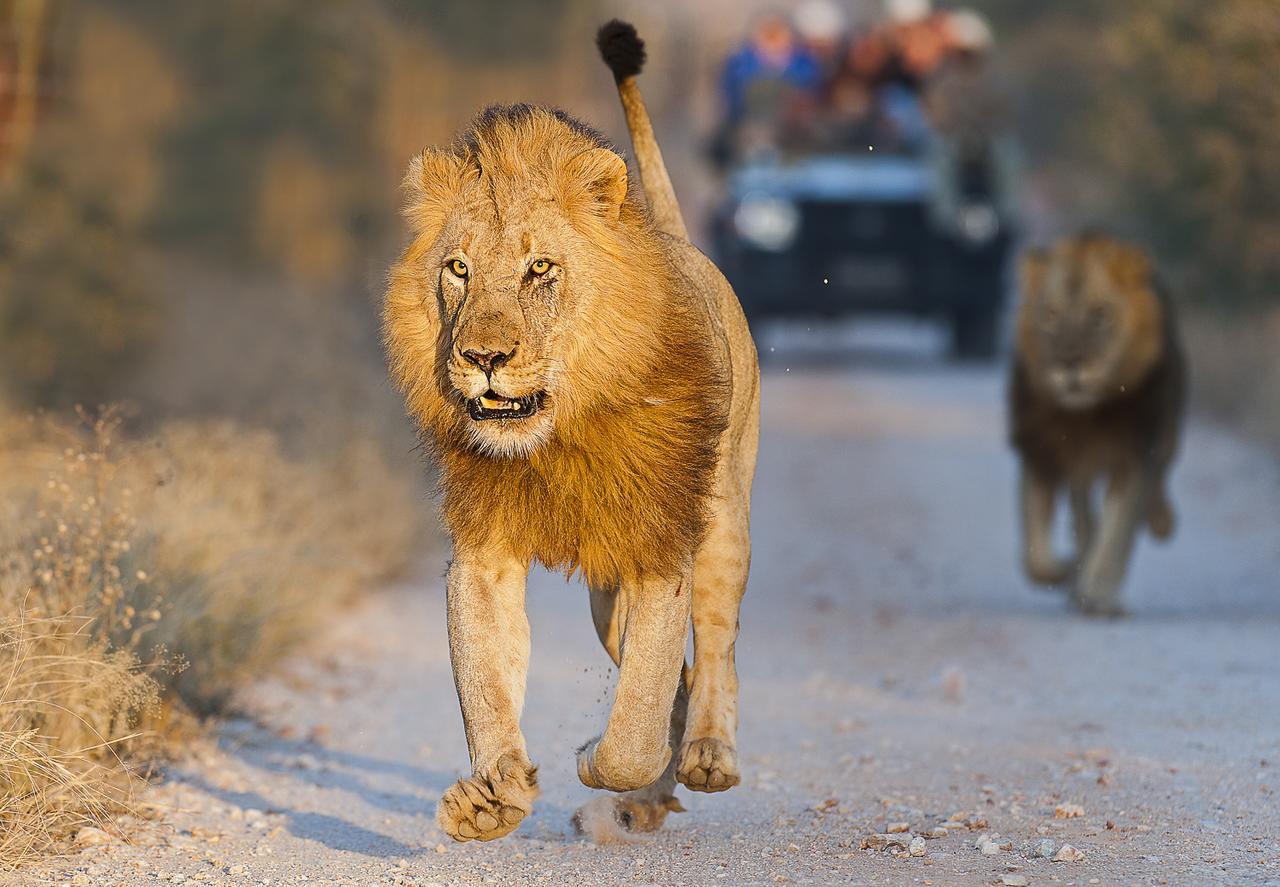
[0, 413, 161, 867]
[133, 420, 425, 712]
[0, 407, 427, 867]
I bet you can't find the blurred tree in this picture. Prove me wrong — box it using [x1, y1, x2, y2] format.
[973, 0, 1280, 306]
[0, 2, 164, 407]
[391, 0, 577, 61]
[0, 152, 159, 406]
[122, 0, 385, 282]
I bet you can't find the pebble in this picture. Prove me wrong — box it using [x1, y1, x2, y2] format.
[926, 827, 949, 839]
[1001, 877, 1029, 887]
[1054, 843, 1086, 862]
[1054, 803, 1085, 819]
[886, 822, 910, 834]
[70, 875, 91, 887]
[908, 836, 927, 857]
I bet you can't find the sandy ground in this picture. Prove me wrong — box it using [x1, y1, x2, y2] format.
[22, 324, 1280, 887]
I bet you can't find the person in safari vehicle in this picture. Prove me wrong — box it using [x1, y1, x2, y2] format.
[711, 2, 1019, 360]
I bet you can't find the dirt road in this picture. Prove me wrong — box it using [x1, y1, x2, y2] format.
[28, 326, 1280, 886]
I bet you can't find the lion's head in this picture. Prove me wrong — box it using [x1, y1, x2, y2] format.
[384, 104, 680, 459]
[1016, 235, 1165, 411]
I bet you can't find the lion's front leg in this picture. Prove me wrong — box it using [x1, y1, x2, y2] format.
[437, 550, 537, 842]
[577, 570, 691, 793]
[1073, 469, 1146, 618]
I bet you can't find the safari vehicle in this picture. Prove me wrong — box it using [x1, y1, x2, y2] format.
[710, 151, 1010, 359]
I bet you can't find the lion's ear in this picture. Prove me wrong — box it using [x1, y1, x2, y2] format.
[1020, 248, 1049, 297]
[562, 147, 628, 221]
[402, 149, 469, 238]
[1105, 242, 1152, 290]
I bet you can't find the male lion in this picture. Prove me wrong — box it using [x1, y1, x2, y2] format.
[1009, 234, 1185, 617]
[383, 21, 759, 841]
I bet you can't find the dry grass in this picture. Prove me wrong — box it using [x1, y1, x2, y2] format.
[0, 407, 428, 867]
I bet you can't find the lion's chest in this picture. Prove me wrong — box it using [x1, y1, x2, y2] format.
[442, 436, 711, 588]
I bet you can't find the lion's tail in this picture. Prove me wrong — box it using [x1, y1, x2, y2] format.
[596, 20, 689, 242]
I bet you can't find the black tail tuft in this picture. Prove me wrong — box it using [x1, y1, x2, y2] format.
[596, 19, 646, 83]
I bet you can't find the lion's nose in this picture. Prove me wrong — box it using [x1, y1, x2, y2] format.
[461, 347, 514, 372]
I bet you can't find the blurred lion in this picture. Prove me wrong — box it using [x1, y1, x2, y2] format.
[1009, 234, 1186, 616]
[383, 21, 759, 841]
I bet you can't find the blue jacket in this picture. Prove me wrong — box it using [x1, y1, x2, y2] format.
[720, 45, 822, 122]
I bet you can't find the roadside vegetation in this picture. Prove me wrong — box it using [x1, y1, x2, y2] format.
[0, 2, 441, 868]
[0, 406, 426, 866]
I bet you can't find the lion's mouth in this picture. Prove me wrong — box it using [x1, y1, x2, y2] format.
[467, 390, 544, 421]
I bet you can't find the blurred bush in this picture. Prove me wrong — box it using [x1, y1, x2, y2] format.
[976, 0, 1280, 306]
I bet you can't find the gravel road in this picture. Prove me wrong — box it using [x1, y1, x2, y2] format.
[26, 325, 1280, 887]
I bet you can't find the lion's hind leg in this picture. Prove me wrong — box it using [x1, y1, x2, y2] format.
[677, 489, 750, 794]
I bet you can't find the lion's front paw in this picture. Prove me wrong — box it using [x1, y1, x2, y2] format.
[577, 736, 670, 793]
[437, 751, 538, 842]
[676, 737, 740, 793]
[1071, 592, 1128, 620]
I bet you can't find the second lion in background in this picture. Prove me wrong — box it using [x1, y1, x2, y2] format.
[1009, 234, 1186, 617]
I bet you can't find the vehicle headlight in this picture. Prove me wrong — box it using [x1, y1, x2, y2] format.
[733, 196, 800, 252]
[958, 203, 999, 244]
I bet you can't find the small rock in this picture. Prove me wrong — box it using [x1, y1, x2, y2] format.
[981, 841, 1003, 856]
[227, 865, 247, 876]
[1001, 876, 1029, 887]
[940, 665, 966, 703]
[886, 822, 910, 834]
[908, 836, 927, 857]
[926, 827, 948, 839]
[70, 875, 91, 887]
[1054, 803, 1085, 819]
[1029, 839, 1057, 858]
[1054, 844, 1086, 863]
[862, 833, 909, 851]
[74, 827, 112, 847]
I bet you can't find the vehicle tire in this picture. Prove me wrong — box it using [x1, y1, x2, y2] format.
[951, 303, 999, 361]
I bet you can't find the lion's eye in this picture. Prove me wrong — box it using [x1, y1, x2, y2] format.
[447, 259, 468, 279]
[530, 259, 552, 276]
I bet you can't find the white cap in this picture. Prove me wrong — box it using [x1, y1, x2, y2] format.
[794, 0, 846, 41]
[949, 9, 994, 51]
[885, 0, 932, 23]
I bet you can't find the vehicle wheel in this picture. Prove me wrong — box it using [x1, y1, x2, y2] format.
[951, 303, 999, 361]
